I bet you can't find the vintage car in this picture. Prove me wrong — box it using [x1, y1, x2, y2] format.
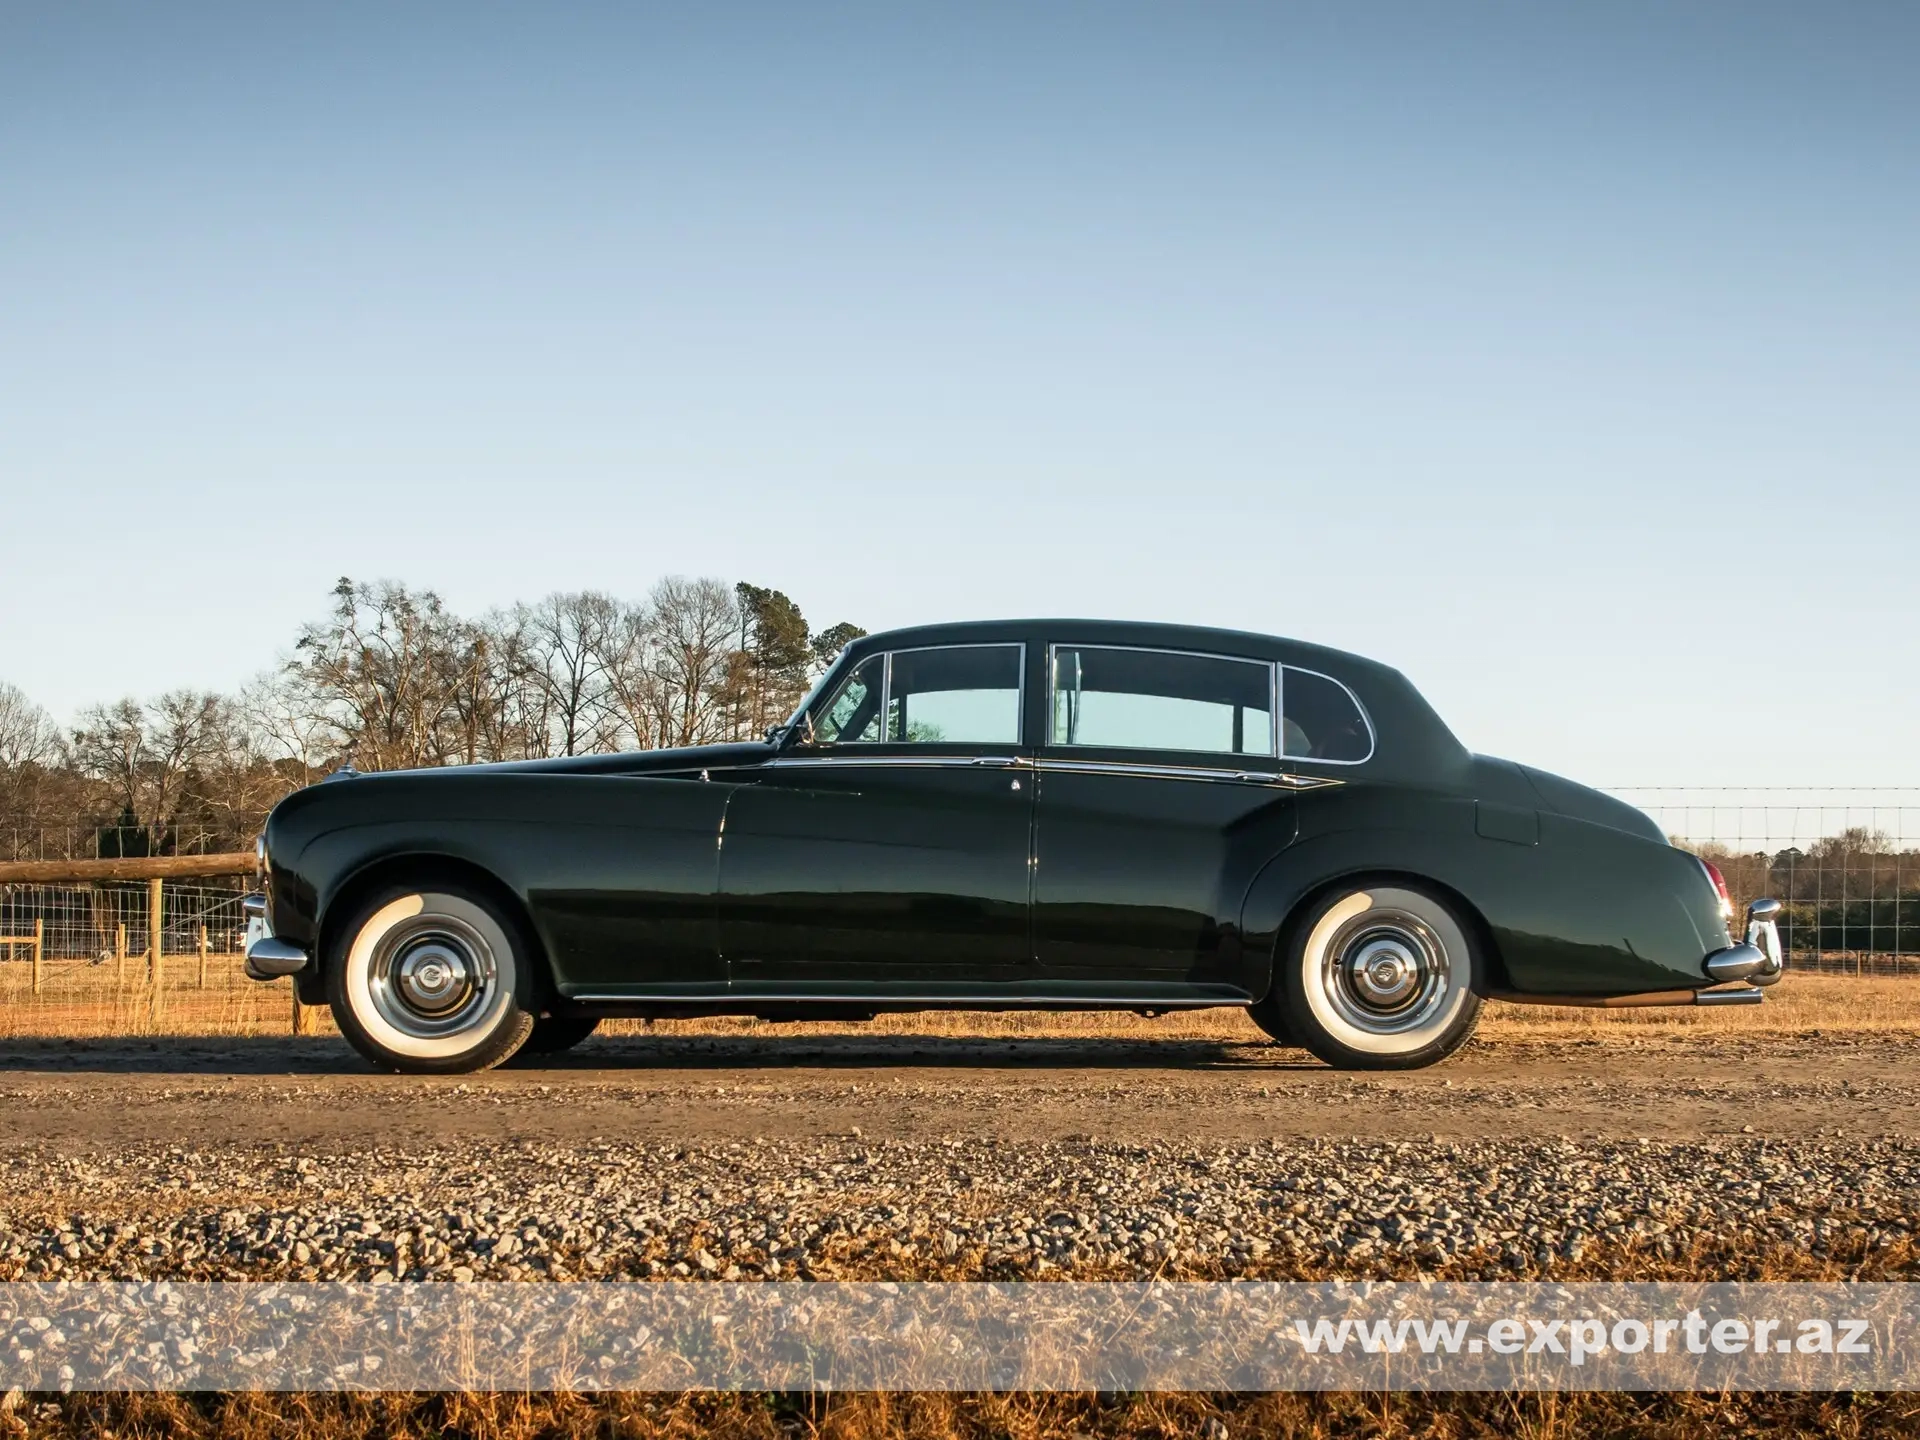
[243, 619, 1783, 1073]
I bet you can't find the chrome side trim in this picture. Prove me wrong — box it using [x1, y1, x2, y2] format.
[765, 753, 1340, 787]
[567, 991, 1253, 1008]
[768, 754, 1029, 772]
[245, 936, 309, 980]
[1034, 757, 1340, 789]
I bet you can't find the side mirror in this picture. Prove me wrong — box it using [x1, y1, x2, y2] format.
[768, 715, 815, 749]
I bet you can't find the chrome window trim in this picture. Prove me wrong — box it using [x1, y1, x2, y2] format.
[810, 651, 887, 745]
[1278, 664, 1377, 766]
[1044, 642, 1279, 760]
[811, 642, 1026, 750]
[1270, 661, 1282, 762]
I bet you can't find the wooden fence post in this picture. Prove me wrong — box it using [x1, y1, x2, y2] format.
[148, 876, 164, 1023]
[115, 922, 127, 982]
[30, 918, 42, 995]
[197, 924, 209, 988]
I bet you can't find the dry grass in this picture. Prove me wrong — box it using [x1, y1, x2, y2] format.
[0, 960, 1912, 1044]
[20, 1387, 1920, 1439]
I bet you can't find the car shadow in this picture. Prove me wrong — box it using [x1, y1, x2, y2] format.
[0, 1033, 1323, 1076]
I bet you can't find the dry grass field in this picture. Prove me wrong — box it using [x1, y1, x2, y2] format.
[24, 1386, 1920, 1440]
[0, 955, 1912, 1044]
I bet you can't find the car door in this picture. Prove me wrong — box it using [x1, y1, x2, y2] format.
[1031, 643, 1300, 996]
[717, 642, 1035, 993]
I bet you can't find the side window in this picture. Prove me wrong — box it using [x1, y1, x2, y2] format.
[885, 645, 1023, 744]
[1049, 647, 1274, 756]
[1281, 667, 1373, 763]
[812, 654, 884, 743]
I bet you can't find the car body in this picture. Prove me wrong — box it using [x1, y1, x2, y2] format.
[246, 619, 1784, 1072]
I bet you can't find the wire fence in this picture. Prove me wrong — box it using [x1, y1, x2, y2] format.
[0, 873, 298, 1037]
[1609, 788, 1919, 976]
[0, 880, 253, 967]
[0, 821, 260, 866]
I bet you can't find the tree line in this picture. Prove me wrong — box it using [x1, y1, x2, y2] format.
[1693, 830, 1920, 955]
[0, 577, 863, 862]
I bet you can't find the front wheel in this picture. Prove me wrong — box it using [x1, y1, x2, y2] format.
[508, 1015, 602, 1062]
[1277, 883, 1481, 1070]
[327, 885, 539, 1074]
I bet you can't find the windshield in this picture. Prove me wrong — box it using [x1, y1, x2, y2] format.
[784, 649, 856, 729]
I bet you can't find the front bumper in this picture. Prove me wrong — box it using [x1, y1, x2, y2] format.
[1702, 899, 1785, 987]
[241, 894, 310, 980]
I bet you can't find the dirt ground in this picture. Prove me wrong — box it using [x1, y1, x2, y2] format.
[1, 1024, 1912, 1153]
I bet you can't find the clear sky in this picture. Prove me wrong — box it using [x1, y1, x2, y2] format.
[1, 2, 1915, 786]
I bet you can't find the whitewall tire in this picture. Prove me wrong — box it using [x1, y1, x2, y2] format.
[326, 885, 538, 1074]
[1278, 884, 1482, 1070]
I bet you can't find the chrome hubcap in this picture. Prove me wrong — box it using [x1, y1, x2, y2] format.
[1321, 909, 1452, 1035]
[368, 916, 497, 1039]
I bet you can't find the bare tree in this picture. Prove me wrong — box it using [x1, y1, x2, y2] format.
[515, 591, 619, 757]
[69, 690, 227, 853]
[0, 682, 61, 771]
[239, 668, 338, 787]
[0, 682, 67, 859]
[292, 578, 474, 770]
[645, 576, 741, 748]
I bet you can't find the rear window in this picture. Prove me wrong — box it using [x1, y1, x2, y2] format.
[1281, 667, 1373, 763]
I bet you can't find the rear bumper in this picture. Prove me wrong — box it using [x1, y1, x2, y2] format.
[241, 894, 310, 980]
[1702, 900, 1785, 987]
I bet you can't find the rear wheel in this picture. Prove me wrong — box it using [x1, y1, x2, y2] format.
[326, 884, 539, 1074]
[1278, 883, 1481, 1070]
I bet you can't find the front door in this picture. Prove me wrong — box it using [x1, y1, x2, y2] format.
[1031, 644, 1298, 995]
[717, 642, 1035, 993]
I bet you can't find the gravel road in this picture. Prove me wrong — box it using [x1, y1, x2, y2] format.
[1, 1031, 1916, 1286]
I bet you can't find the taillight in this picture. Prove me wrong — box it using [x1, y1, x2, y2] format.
[1698, 858, 1734, 922]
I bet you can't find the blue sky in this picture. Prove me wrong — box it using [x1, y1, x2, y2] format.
[1, 2, 1915, 785]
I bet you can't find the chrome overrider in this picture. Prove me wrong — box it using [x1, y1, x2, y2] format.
[241, 893, 309, 980]
[1701, 898, 1785, 987]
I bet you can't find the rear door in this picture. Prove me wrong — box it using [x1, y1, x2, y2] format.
[1031, 644, 1298, 995]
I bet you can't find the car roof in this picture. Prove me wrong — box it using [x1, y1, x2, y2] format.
[843, 618, 1395, 681]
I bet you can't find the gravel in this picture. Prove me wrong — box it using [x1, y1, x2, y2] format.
[0, 1136, 1914, 1284]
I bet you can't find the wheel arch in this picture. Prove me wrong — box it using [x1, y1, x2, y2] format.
[306, 852, 555, 1009]
[1251, 865, 1514, 1002]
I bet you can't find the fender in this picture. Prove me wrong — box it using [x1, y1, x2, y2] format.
[1240, 809, 1725, 999]
[266, 772, 735, 993]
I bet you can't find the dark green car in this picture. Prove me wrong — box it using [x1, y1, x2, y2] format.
[243, 620, 1783, 1073]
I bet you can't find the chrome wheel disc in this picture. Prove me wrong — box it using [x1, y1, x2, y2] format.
[1320, 909, 1452, 1036]
[367, 915, 497, 1040]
